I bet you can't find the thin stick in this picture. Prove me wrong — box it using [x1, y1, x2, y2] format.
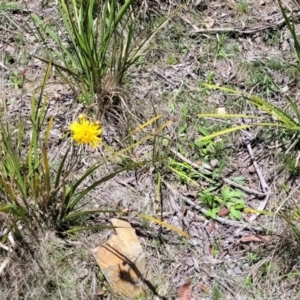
[0, 62, 8, 70]
[0, 257, 10, 276]
[189, 13, 300, 35]
[246, 143, 271, 222]
[0, 242, 13, 253]
[223, 178, 266, 197]
[170, 149, 212, 172]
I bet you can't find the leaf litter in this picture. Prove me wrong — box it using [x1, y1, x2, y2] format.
[1, 0, 300, 299]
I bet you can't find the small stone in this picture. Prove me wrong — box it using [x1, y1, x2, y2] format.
[210, 159, 219, 168]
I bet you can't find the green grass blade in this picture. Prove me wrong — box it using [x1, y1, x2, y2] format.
[115, 0, 133, 26]
[137, 214, 190, 238]
[287, 96, 300, 124]
[204, 83, 241, 94]
[44, 116, 54, 144]
[0, 204, 26, 218]
[204, 83, 300, 128]
[0, 176, 17, 203]
[36, 62, 51, 120]
[42, 145, 51, 193]
[247, 95, 299, 128]
[279, 1, 300, 68]
[64, 163, 103, 205]
[254, 122, 298, 130]
[0, 125, 26, 198]
[169, 166, 201, 187]
[55, 145, 71, 189]
[31, 13, 81, 75]
[197, 125, 252, 141]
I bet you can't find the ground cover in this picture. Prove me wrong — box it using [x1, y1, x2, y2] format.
[1, 0, 300, 299]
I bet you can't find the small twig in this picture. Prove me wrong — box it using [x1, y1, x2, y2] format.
[246, 142, 271, 222]
[0, 242, 13, 253]
[0, 257, 11, 276]
[223, 178, 265, 197]
[152, 69, 179, 87]
[293, 0, 300, 11]
[170, 148, 212, 172]
[8, 232, 16, 249]
[275, 183, 300, 214]
[0, 231, 16, 276]
[246, 142, 270, 193]
[180, 14, 211, 39]
[164, 181, 180, 212]
[183, 196, 266, 232]
[0, 61, 8, 70]
[189, 13, 300, 35]
[285, 135, 298, 154]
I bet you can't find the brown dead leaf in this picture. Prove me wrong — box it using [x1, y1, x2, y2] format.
[208, 222, 216, 233]
[240, 235, 271, 243]
[218, 207, 230, 217]
[178, 282, 192, 300]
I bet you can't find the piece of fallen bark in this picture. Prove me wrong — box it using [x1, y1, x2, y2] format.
[92, 218, 153, 299]
[239, 235, 271, 243]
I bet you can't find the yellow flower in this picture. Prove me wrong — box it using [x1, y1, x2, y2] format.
[70, 117, 102, 148]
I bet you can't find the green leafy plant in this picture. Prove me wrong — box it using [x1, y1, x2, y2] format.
[221, 186, 247, 219]
[199, 185, 247, 220]
[196, 125, 225, 159]
[31, 0, 172, 106]
[9, 71, 24, 89]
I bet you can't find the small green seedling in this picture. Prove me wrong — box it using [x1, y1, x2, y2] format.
[200, 185, 247, 220]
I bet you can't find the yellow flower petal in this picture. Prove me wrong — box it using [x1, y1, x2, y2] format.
[69, 118, 102, 148]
